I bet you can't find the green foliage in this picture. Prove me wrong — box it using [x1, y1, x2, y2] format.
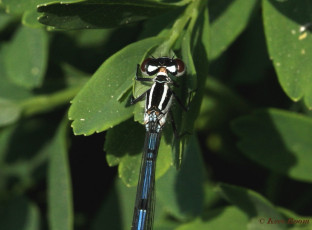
[263, 0, 312, 108]
[209, 0, 259, 59]
[68, 36, 164, 135]
[156, 136, 205, 220]
[0, 197, 40, 230]
[217, 184, 286, 230]
[3, 26, 48, 88]
[175, 206, 249, 230]
[0, 0, 312, 229]
[232, 109, 312, 183]
[37, 0, 180, 29]
[48, 118, 73, 230]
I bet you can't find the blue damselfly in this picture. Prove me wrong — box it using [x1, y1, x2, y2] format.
[131, 57, 187, 230]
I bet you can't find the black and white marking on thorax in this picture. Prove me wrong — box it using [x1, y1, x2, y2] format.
[131, 56, 186, 130]
[144, 70, 173, 126]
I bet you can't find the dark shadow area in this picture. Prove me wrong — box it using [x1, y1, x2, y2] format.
[0, 197, 30, 229]
[105, 118, 145, 159]
[5, 112, 62, 163]
[175, 136, 205, 217]
[69, 130, 117, 230]
[200, 206, 228, 222]
[89, 181, 123, 230]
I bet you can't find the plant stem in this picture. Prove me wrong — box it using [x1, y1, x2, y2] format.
[19, 86, 82, 117]
[158, 0, 207, 52]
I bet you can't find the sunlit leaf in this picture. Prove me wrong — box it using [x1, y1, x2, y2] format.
[217, 183, 289, 230]
[68, 36, 165, 135]
[263, 0, 312, 108]
[232, 108, 312, 182]
[176, 206, 248, 230]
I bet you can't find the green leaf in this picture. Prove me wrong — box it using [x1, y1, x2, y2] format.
[181, 28, 197, 95]
[217, 183, 287, 230]
[154, 221, 180, 230]
[157, 135, 204, 220]
[0, 197, 40, 230]
[1, 0, 48, 27]
[177, 11, 203, 129]
[48, 118, 73, 230]
[169, 5, 210, 166]
[263, 0, 312, 108]
[22, 9, 43, 28]
[165, 29, 198, 166]
[3, 26, 48, 89]
[68, 36, 165, 135]
[105, 118, 145, 167]
[37, 0, 179, 30]
[0, 51, 34, 100]
[278, 208, 312, 230]
[176, 206, 248, 230]
[2, 0, 43, 14]
[0, 98, 21, 127]
[200, 6, 210, 61]
[209, 0, 259, 60]
[232, 108, 312, 182]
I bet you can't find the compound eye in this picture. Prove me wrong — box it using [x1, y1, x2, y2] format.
[175, 58, 186, 76]
[140, 58, 152, 75]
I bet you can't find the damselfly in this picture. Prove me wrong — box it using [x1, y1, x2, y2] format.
[131, 56, 187, 230]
